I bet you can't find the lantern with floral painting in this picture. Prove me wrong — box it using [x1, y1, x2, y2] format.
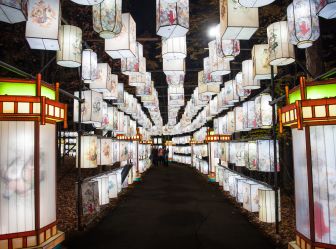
[105, 13, 137, 58]
[0, 0, 27, 23]
[156, 0, 189, 38]
[90, 63, 113, 93]
[162, 36, 187, 59]
[74, 90, 103, 126]
[57, 25, 82, 68]
[25, 0, 60, 50]
[317, 0, 336, 19]
[0, 76, 67, 249]
[77, 135, 98, 168]
[287, 0, 320, 49]
[241, 60, 259, 90]
[82, 49, 98, 84]
[121, 42, 146, 75]
[255, 93, 273, 128]
[252, 44, 277, 80]
[92, 0, 122, 39]
[220, 0, 259, 40]
[267, 21, 295, 66]
[258, 188, 281, 223]
[208, 40, 231, 76]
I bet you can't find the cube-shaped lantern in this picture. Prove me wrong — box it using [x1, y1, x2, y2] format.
[102, 74, 118, 100]
[258, 188, 281, 223]
[255, 93, 272, 128]
[129, 72, 150, 87]
[74, 90, 103, 126]
[121, 42, 146, 75]
[112, 140, 120, 163]
[242, 181, 260, 212]
[163, 58, 185, 75]
[267, 21, 295, 66]
[224, 80, 239, 104]
[105, 13, 137, 59]
[218, 38, 240, 61]
[237, 178, 247, 203]
[93, 0, 122, 39]
[220, 0, 259, 40]
[219, 141, 230, 166]
[229, 142, 245, 166]
[136, 79, 153, 96]
[252, 44, 277, 80]
[156, 0, 189, 38]
[242, 60, 261, 90]
[203, 57, 222, 84]
[244, 141, 258, 170]
[243, 100, 257, 130]
[82, 49, 98, 84]
[227, 111, 235, 134]
[208, 40, 231, 76]
[287, 0, 320, 49]
[257, 140, 279, 172]
[25, 0, 60, 50]
[57, 25, 82, 68]
[114, 83, 124, 104]
[95, 175, 109, 205]
[317, 0, 336, 19]
[235, 72, 251, 100]
[99, 138, 113, 165]
[108, 173, 118, 198]
[234, 106, 244, 132]
[0, 0, 27, 24]
[162, 36, 187, 59]
[77, 135, 98, 168]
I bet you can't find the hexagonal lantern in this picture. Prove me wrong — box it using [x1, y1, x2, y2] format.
[0, 0, 27, 24]
[0, 75, 67, 249]
[156, 0, 189, 38]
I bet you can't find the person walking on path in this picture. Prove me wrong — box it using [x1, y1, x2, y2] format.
[152, 147, 158, 167]
[164, 148, 169, 167]
[158, 147, 164, 166]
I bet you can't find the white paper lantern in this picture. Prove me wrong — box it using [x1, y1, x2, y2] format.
[166, 74, 184, 85]
[74, 90, 103, 126]
[242, 60, 260, 90]
[99, 138, 113, 165]
[57, 25, 82, 68]
[162, 36, 187, 59]
[163, 58, 186, 75]
[252, 44, 277, 80]
[235, 72, 251, 100]
[82, 49, 97, 84]
[243, 100, 257, 130]
[244, 141, 258, 170]
[227, 111, 235, 134]
[257, 140, 279, 172]
[203, 57, 222, 84]
[102, 74, 118, 100]
[267, 21, 295, 66]
[95, 175, 109, 205]
[258, 188, 281, 223]
[198, 73, 220, 96]
[121, 42, 146, 75]
[255, 93, 272, 128]
[129, 72, 150, 87]
[91, 63, 113, 93]
[224, 80, 239, 104]
[93, 0, 122, 39]
[237, 178, 247, 203]
[317, 0, 336, 18]
[0, 0, 27, 24]
[220, 0, 259, 40]
[287, 0, 320, 49]
[208, 40, 231, 76]
[114, 83, 125, 104]
[229, 142, 245, 166]
[242, 181, 260, 212]
[71, 0, 103, 5]
[105, 13, 137, 59]
[238, 0, 275, 7]
[218, 38, 240, 61]
[77, 135, 98, 168]
[234, 106, 244, 132]
[108, 173, 118, 198]
[25, 0, 60, 50]
[156, 0, 189, 38]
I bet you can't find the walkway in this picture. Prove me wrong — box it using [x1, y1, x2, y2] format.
[65, 164, 275, 249]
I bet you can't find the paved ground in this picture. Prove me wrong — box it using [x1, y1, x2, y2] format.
[65, 164, 275, 249]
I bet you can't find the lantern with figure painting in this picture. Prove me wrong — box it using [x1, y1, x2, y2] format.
[121, 42, 146, 75]
[105, 13, 137, 59]
[255, 93, 273, 128]
[82, 49, 98, 84]
[267, 21, 295, 66]
[252, 44, 276, 80]
[220, 0, 259, 40]
[25, 0, 60, 50]
[57, 25, 82, 68]
[0, 76, 67, 249]
[156, 0, 189, 38]
[93, 0, 122, 39]
[208, 40, 231, 76]
[0, 0, 27, 23]
[287, 0, 320, 49]
[242, 181, 260, 212]
[218, 38, 240, 61]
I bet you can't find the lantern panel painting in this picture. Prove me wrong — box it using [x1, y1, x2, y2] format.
[77, 136, 98, 168]
[95, 176, 109, 205]
[74, 90, 103, 125]
[0, 0, 27, 24]
[112, 141, 120, 163]
[220, 0, 259, 40]
[242, 181, 260, 212]
[92, 0, 122, 39]
[25, 0, 60, 50]
[100, 138, 113, 165]
[0, 121, 35, 234]
[310, 125, 336, 244]
[39, 123, 56, 228]
[257, 140, 279, 172]
[82, 49, 98, 84]
[105, 13, 136, 59]
[81, 180, 100, 216]
[245, 141, 258, 170]
[255, 94, 272, 128]
[292, 128, 311, 240]
[57, 25, 82, 68]
[219, 39, 240, 61]
[120, 141, 129, 162]
[287, 0, 320, 49]
[156, 0, 189, 38]
[108, 173, 118, 198]
[252, 44, 274, 80]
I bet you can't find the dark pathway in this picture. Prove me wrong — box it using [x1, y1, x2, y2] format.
[65, 164, 275, 249]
